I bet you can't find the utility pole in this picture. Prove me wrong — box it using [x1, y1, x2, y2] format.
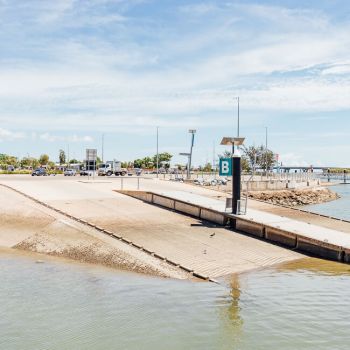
[265, 126, 268, 176]
[67, 144, 70, 168]
[156, 126, 159, 178]
[188, 129, 196, 180]
[212, 141, 215, 170]
[237, 96, 240, 137]
[232, 96, 240, 155]
[101, 133, 105, 163]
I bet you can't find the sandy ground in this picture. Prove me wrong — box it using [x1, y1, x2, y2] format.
[0, 185, 188, 279]
[0, 175, 304, 279]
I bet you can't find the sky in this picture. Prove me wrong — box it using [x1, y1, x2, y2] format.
[0, 0, 350, 166]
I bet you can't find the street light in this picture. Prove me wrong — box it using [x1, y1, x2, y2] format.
[233, 96, 240, 138]
[188, 129, 196, 179]
[265, 126, 268, 176]
[101, 133, 105, 163]
[156, 127, 159, 178]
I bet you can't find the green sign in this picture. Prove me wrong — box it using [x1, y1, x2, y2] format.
[219, 158, 232, 176]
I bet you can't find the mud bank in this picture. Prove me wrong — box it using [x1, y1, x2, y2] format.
[248, 187, 339, 206]
[0, 186, 188, 279]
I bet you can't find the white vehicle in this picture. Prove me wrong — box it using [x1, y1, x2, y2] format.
[64, 169, 76, 176]
[98, 160, 127, 176]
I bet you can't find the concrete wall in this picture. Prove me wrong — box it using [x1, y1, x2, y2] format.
[117, 190, 349, 264]
[265, 227, 297, 248]
[174, 201, 201, 217]
[246, 179, 319, 191]
[200, 208, 226, 225]
[296, 236, 342, 261]
[236, 219, 265, 238]
[153, 195, 175, 210]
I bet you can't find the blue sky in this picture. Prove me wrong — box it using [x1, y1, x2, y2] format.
[1, 0, 350, 166]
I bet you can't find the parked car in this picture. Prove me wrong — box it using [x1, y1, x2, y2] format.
[31, 168, 47, 176]
[134, 168, 142, 176]
[64, 169, 76, 176]
[80, 169, 93, 176]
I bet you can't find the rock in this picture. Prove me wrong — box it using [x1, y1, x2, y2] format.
[248, 187, 339, 207]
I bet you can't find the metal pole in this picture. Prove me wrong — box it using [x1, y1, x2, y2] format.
[188, 131, 195, 180]
[67, 144, 70, 169]
[265, 126, 268, 178]
[232, 156, 241, 217]
[237, 96, 240, 137]
[102, 133, 104, 163]
[156, 127, 159, 178]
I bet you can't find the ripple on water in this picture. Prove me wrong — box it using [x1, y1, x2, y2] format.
[1, 252, 350, 350]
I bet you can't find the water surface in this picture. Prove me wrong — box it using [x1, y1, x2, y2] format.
[305, 184, 350, 220]
[1, 251, 349, 350]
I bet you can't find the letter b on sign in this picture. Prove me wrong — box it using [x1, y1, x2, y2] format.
[219, 158, 232, 176]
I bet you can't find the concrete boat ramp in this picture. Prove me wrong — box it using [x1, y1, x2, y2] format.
[1, 176, 349, 281]
[120, 189, 350, 264]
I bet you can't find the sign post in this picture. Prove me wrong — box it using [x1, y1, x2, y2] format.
[219, 158, 232, 176]
[220, 137, 245, 228]
[86, 148, 97, 179]
[232, 155, 241, 217]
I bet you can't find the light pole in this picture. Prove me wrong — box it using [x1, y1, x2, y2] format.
[233, 96, 240, 138]
[188, 129, 196, 179]
[67, 144, 70, 169]
[156, 126, 159, 178]
[265, 126, 268, 176]
[101, 133, 105, 163]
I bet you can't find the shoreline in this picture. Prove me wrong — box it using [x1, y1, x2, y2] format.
[0, 177, 303, 279]
[0, 185, 189, 280]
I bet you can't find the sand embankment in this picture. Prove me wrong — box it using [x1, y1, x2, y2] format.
[0, 185, 188, 279]
[248, 187, 339, 206]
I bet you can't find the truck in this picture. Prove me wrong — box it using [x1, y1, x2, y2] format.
[98, 160, 127, 176]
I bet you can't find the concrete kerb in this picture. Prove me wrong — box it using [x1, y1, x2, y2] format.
[117, 189, 350, 264]
[117, 190, 229, 226]
[295, 235, 343, 261]
[0, 183, 213, 283]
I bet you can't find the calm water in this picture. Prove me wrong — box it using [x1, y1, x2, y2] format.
[305, 184, 350, 220]
[1, 251, 350, 350]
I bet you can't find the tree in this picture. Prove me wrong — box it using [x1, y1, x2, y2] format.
[242, 145, 259, 171]
[31, 158, 39, 169]
[241, 145, 275, 172]
[59, 149, 66, 165]
[203, 163, 212, 172]
[142, 157, 153, 169]
[20, 157, 33, 168]
[257, 146, 275, 172]
[133, 159, 143, 168]
[153, 152, 172, 165]
[69, 159, 79, 164]
[39, 154, 49, 165]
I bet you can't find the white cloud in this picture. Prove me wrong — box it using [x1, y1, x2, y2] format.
[0, 1, 350, 135]
[39, 133, 94, 143]
[0, 128, 25, 142]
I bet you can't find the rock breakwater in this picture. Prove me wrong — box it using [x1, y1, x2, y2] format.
[248, 187, 339, 207]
